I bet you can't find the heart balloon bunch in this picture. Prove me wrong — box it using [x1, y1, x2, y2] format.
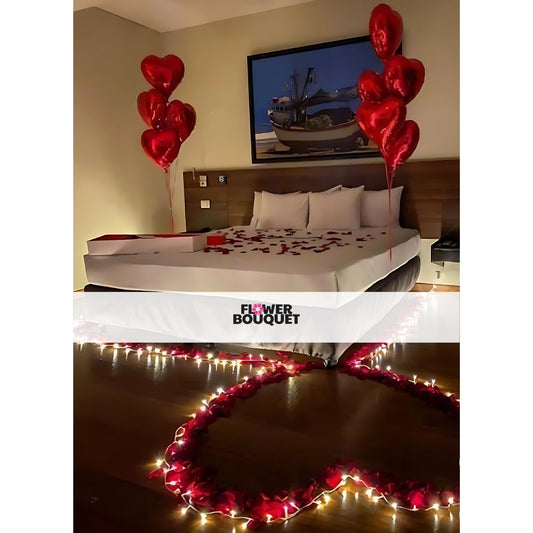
[137, 55, 196, 170]
[356, 4, 424, 179]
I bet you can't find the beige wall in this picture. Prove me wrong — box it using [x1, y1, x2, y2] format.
[163, 0, 460, 231]
[74, 8, 167, 289]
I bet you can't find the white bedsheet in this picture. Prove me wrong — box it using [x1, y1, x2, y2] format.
[84, 226, 420, 292]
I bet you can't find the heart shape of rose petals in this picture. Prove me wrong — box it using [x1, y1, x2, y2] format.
[383, 120, 420, 174]
[369, 3, 404, 60]
[357, 70, 388, 103]
[141, 54, 185, 98]
[166, 100, 197, 142]
[384, 55, 425, 104]
[356, 95, 406, 150]
[137, 88, 167, 129]
[141, 128, 181, 170]
[146, 343, 459, 530]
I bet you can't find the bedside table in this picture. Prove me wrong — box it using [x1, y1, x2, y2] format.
[431, 238, 459, 266]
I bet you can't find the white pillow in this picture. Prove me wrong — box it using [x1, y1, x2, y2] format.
[307, 186, 364, 230]
[360, 186, 404, 227]
[250, 191, 301, 227]
[256, 191, 309, 229]
[250, 186, 342, 227]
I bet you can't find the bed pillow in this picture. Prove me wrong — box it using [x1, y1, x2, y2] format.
[360, 186, 404, 227]
[250, 191, 301, 227]
[307, 186, 364, 230]
[250, 186, 341, 226]
[256, 191, 310, 229]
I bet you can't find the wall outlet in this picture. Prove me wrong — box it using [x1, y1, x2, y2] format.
[200, 200, 211, 209]
[199, 175, 208, 187]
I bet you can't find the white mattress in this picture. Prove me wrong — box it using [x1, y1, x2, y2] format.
[84, 226, 420, 292]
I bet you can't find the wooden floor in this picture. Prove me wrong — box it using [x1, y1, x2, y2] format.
[74, 343, 459, 533]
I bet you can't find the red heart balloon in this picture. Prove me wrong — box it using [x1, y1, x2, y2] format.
[384, 55, 425, 103]
[137, 89, 167, 129]
[357, 70, 388, 103]
[141, 55, 185, 98]
[166, 100, 197, 143]
[383, 120, 420, 174]
[356, 95, 406, 150]
[141, 128, 181, 170]
[369, 4, 403, 60]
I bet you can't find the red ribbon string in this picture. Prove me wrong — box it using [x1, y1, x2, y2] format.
[164, 168, 175, 234]
[385, 164, 394, 267]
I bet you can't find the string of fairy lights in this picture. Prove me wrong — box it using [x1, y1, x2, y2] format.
[75, 289, 459, 528]
[158, 358, 458, 528]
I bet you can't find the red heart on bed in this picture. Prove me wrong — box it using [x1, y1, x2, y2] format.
[141, 55, 185, 98]
[384, 55, 425, 104]
[137, 89, 167, 129]
[356, 95, 406, 149]
[166, 100, 197, 142]
[369, 3, 403, 60]
[357, 70, 388, 103]
[141, 128, 181, 169]
[383, 120, 420, 174]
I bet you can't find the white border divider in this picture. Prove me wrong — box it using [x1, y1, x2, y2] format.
[73, 292, 459, 344]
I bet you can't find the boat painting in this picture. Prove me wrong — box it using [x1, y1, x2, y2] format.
[267, 68, 369, 152]
[247, 36, 384, 163]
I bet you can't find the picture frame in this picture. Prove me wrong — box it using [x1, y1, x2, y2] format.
[247, 36, 386, 164]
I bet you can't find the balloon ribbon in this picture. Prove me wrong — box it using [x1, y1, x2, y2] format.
[385, 164, 394, 266]
[164, 168, 175, 233]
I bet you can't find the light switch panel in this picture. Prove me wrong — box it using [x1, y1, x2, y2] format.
[200, 200, 211, 209]
[199, 175, 208, 187]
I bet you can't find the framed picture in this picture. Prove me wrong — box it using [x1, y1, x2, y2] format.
[247, 36, 385, 164]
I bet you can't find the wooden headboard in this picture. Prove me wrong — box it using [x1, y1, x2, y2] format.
[183, 158, 459, 239]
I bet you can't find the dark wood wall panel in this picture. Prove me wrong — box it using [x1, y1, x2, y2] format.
[184, 158, 459, 239]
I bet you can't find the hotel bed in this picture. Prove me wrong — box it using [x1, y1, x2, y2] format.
[81, 159, 458, 365]
[84, 225, 420, 292]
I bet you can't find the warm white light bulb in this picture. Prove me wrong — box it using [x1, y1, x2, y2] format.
[324, 494, 331, 503]
[391, 502, 398, 510]
[200, 512, 207, 523]
[230, 510, 236, 518]
[448, 497, 454, 505]
[432, 503, 440, 510]
[180, 507, 187, 516]
[156, 458, 163, 467]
